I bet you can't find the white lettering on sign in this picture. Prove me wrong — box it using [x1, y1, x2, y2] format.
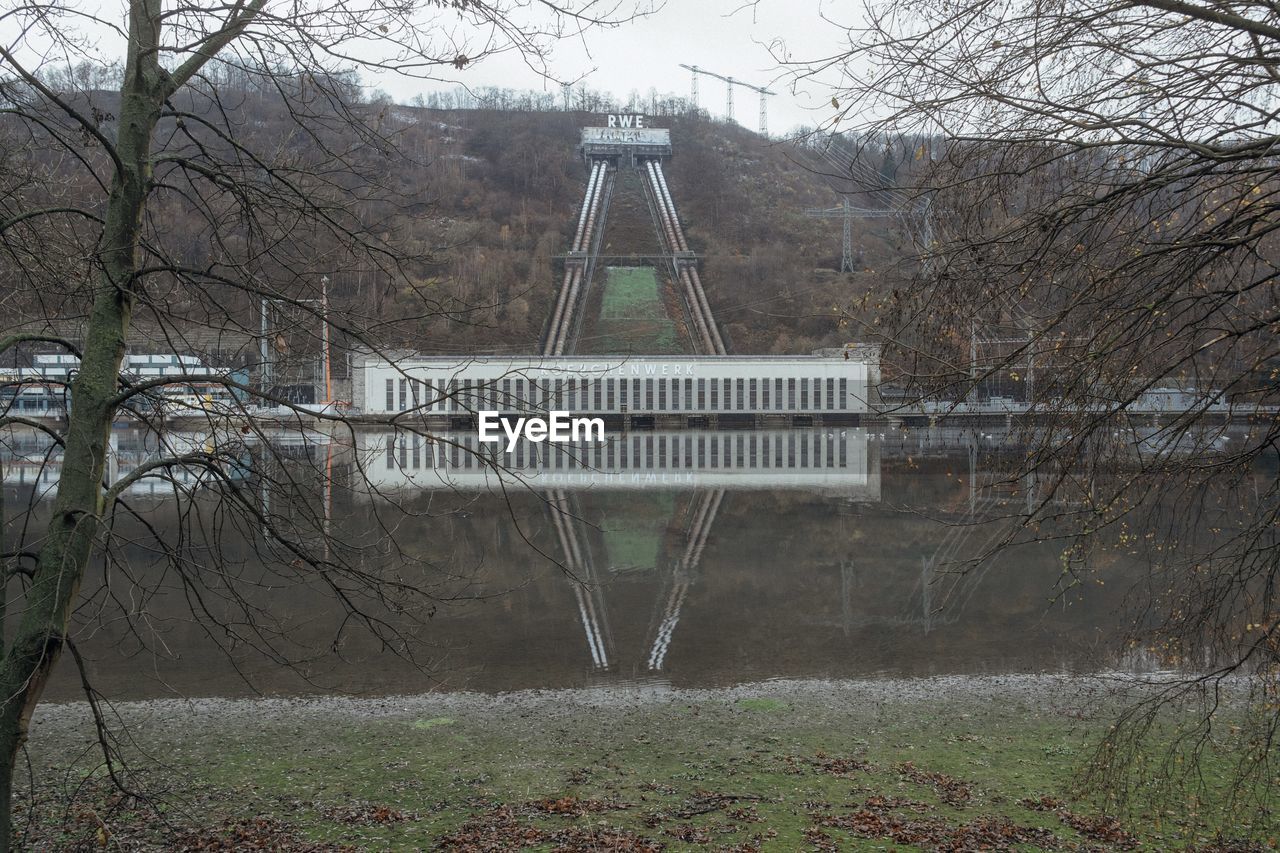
[605, 114, 646, 128]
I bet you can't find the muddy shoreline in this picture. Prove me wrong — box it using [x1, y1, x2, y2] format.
[32, 672, 1246, 725]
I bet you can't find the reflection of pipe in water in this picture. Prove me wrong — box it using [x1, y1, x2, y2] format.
[549, 489, 613, 670]
[646, 489, 725, 671]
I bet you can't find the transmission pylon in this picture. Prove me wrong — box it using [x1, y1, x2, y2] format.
[678, 64, 774, 136]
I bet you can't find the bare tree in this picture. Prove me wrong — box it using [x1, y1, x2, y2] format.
[782, 0, 1280, 825]
[0, 0, 649, 845]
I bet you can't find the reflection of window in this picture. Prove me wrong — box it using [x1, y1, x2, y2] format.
[709, 436, 718, 468]
[386, 434, 395, 468]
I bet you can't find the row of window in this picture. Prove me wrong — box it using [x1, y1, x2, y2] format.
[384, 431, 854, 472]
[383, 375, 857, 413]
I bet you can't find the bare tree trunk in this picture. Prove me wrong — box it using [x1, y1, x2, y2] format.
[0, 1, 163, 844]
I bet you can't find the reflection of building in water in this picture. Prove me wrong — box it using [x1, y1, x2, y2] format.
[352, 428, 879, 675]
[3, 430, 251, 496]
[357, 429, 880, 498]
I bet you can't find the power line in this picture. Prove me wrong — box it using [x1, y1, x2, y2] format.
[678, 64, 775, 136]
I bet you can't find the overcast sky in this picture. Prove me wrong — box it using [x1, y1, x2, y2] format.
[373, 0, 857, 138]
[2, 0, 856, 137]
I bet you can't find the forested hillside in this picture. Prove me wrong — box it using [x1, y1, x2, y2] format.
[2, 71, 915, 358]
[390, 107, 911, 354]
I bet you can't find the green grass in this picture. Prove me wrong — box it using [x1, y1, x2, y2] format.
[22, 689, 1276, 850]
[589, 266, 686, 354]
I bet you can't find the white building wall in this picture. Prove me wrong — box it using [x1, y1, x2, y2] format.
[356, 356, 874, 416]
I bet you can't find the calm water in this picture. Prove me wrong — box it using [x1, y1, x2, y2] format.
[1, 425, 1206, 700]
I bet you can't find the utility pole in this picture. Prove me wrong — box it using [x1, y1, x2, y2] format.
[260, 297, 271, 390]
[321, 275, 332, 406]
[803, 198, 885, 273]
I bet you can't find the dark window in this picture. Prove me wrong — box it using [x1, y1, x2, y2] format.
[398, 379, 407, 410]
[658, 379, 667, 411]
[775, 378, 783, 409]
[827, 378, 836, 410]
[761, 379, 769, 409]
[697, 378, 706, 409]
[606, 379, 615, 410]
[684, 378, 693, 410]
[385, 378, 394, 411]
[645, 378, 654, 410]
[710, 379, 719, 410]
[749, 379, 757, 409]
[594, 380, 602, 410]
[839, 378, 847, 410]
[800, 378, 809, 410]
[787, 378, 796, 409]
[736, 378, 745, 410]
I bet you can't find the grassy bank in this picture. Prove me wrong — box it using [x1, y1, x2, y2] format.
[21, 678, 1274, 850]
